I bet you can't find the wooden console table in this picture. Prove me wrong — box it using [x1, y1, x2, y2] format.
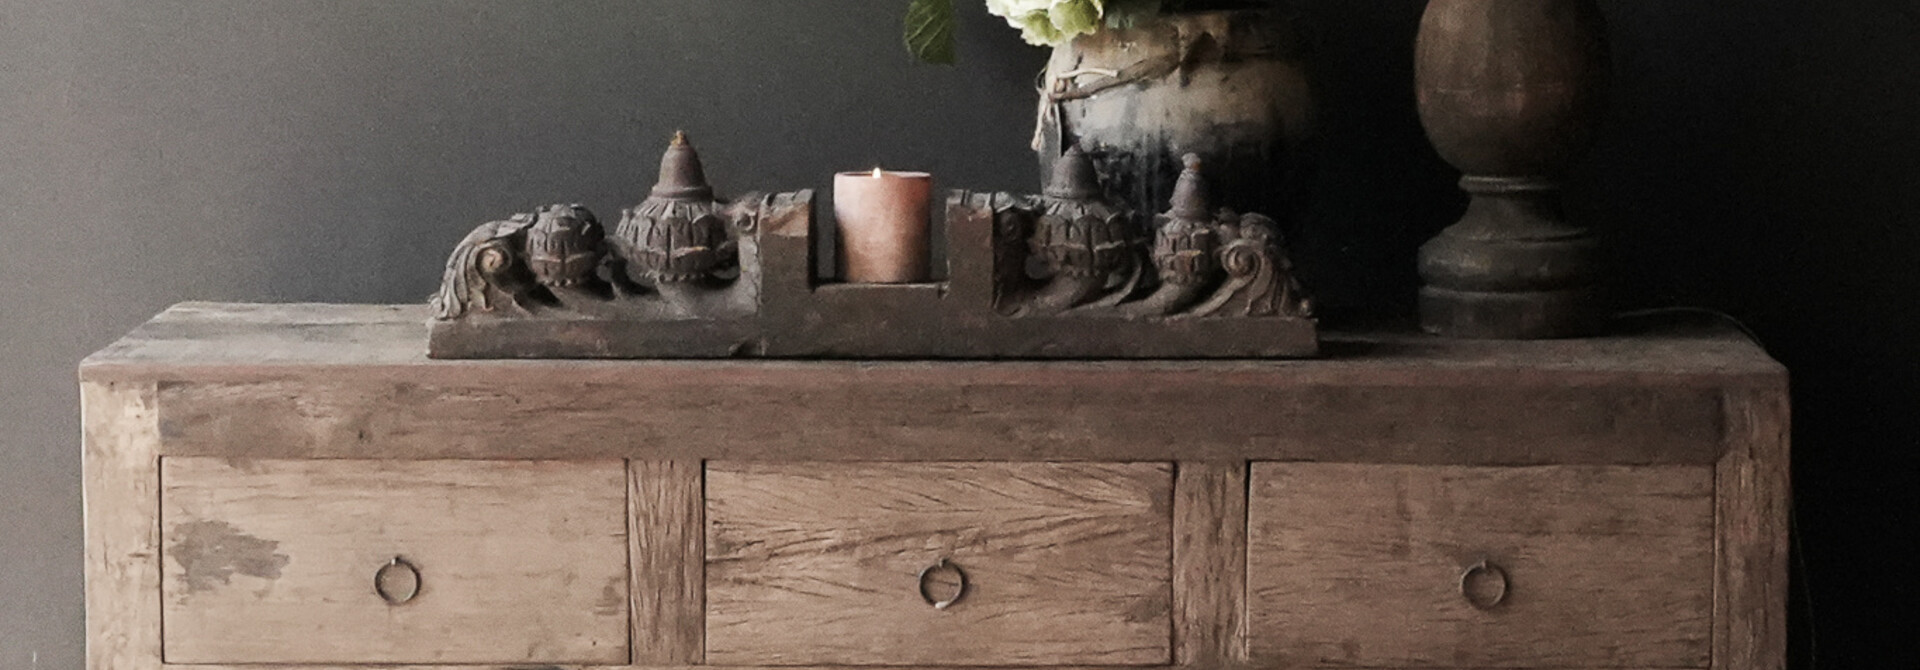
[81, 303, 1789, 670]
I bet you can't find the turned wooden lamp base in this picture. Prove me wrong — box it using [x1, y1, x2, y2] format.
[1420, 286, 1603, 340]
[1417, 176, 1603, 340]
[1413, 0, 1610, 340]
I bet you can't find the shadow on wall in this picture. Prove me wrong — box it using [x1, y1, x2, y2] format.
[1577, 1, 1920, 667]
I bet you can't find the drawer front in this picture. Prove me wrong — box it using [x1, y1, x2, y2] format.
[1248, 463, 1713, 668]
[706, 462, 1173, 666]
[160, 459, 629, 665]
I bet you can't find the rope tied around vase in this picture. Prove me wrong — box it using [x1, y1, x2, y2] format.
[1029, 36, 1209, 152]
[1030, 13, 1275, 153]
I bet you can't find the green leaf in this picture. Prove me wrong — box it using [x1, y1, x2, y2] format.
[904, 0, 957, 65]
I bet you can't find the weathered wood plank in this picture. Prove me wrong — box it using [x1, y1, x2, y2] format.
[1247, 463, 1715, 668]
[82, 381, 163, 670]
[167, 665, 1708, 670]
[159, 459, 629, 665]
[81, 302, 1787, 379]
[1172, 461, 1247, 667]
[1715, 384, 1792, 670]
[85, 303, 1777, 465]
[81, 302, 427, 372]
[705, 462, 1173, 666]
[169, 666, 628, 670]
[145, 376, 1726, 465]
[631, 461, 705, 664]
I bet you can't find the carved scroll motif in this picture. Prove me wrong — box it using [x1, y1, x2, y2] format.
[1191, 212, 1313, 318]
[430, 213, 541, 319]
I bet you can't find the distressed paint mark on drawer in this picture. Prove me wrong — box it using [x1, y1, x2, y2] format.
[167, 519, 290, 596]
[158, 458, 629, 665]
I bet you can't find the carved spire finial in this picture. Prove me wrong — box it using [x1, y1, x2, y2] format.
[1044, 146, 1102, 200]
[1169, 153, 1209, 219]
[651, 131, 713, 200]
[619, 132, 735, 286]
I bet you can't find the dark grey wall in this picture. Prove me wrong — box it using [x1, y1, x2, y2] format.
[3, 0, 1915, 666]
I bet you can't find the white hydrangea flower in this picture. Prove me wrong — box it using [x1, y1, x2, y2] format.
[985, 0, 1055, 17]
[986, 0, 1108, 46]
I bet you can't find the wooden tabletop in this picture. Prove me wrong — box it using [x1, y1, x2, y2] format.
[80, 302, 1784, 384]
[78, 303, 1787, 465]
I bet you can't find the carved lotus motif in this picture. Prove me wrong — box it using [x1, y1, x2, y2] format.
[1032, 210, 1131, 279]
[525, 204, 605, 288]
[1030, 146, 1135, 281]
[618, 205, 733, 284]
[1152, 216, 1219, 286]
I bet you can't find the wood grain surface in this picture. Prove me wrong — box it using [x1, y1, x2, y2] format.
[81, 303, 1787, 379]
[631, 460, 705, 664]
[82, 382, 163, 670]
[159, 459, 630, 665]
[168, 660, 1712, 664]
[141, 376, 1724, 465]
[1172, 462, 1247, 667]
[706, 462, 1174, 666]
[76, 303, 1779, 465]
[1247, 463, 1714, 668]
[162, 666, 1712, 670]
[1715, 385, 1792, 670]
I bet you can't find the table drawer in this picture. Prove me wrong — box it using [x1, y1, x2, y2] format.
[706, 462, 1173, 666]
[1248, 463, 1714, 668]
[159, 459, 629, 665]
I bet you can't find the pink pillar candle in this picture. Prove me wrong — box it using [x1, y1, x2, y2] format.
[834, 169, 933, 283]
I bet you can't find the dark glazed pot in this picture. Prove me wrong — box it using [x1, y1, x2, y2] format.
[1414, 0, 1611, 339]
[1037, 10, 1314, 237]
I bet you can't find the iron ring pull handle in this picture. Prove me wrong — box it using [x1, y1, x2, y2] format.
[1459, 559, 1509, 611]
[917, 558, 968, 610]
[375, 556, 422, 605]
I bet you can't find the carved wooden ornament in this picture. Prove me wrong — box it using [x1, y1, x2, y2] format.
[428, 137, 1317, 359]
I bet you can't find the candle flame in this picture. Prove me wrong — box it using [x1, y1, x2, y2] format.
[872, 167, 884, 178]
